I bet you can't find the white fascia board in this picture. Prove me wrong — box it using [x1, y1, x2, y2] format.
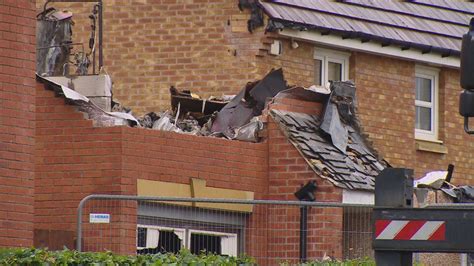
[342, 189, 374, 205]
[279, 29, 460, 69]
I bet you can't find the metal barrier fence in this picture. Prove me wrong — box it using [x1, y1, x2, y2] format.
[77, 195, 373, 264]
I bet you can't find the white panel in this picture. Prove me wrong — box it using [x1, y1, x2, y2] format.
[220, 234, 238, 256]
[342, 189, 374, 204]
[146, 229, 159, 248]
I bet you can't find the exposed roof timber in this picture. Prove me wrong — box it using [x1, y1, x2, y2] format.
[279, 28, 460, 69]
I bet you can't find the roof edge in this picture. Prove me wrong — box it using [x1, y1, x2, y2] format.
[278, 28, 460, 69]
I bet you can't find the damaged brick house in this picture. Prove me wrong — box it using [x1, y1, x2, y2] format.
[1, 0, 473, 263]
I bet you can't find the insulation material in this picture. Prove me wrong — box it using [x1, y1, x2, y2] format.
[36, 9, 73, 76]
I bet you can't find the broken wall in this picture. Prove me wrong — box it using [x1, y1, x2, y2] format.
[0, 0, 36, 248]
[34, 80, 269, 255]
[36, 0, 268, 114]
[267, 98, 344, 264]
[34, 78, 350, 263]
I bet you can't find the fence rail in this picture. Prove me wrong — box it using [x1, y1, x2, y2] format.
[77, 194, 373, 264]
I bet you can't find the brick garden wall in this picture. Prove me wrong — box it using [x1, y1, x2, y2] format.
[34, 81, 269, 255]
[34, 79, 349, 263]
[0, 0, 36, 248]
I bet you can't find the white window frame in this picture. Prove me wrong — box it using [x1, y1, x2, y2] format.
[313, 47, 350, 87]
[188, 229, 238, 256]
[137, 225, 237, 256]
[415, 65, 439, 142]
[137, 225, 186, 250]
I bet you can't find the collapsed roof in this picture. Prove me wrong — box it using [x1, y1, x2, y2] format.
[37, 70, 386, 191]
[271, 81, 387, 191]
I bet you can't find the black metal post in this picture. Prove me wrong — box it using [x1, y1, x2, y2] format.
[300, 206, 308, 263]
[98, 0, 103, 71]
[374, 168, 414, 266]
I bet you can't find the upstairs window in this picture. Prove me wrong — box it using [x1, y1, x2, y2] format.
[415, 66, 439, 141]
[314, 48, 350, 87]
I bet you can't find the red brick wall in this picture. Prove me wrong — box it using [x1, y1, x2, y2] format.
[351, 52, 417, 170]
[34, 79, 346, 262]
[415, 68, 473, 184]
[0, 0, 36, 247]
[352, 52, 471, 183]
[35, 83, 126, 250]
[34, 81, 269, 254]
[266, 97, 343, 264]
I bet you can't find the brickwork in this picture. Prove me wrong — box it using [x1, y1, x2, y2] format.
[415, 68, 473, 184]
[33, 0, 473, 184]
[34, 81, 269, 254]
[267, 92, 343, 263]
[267, 118, 344, 263]
[256, 38, 317, 88]
[351, 52, 472, 183]
[35, 83, 126, 250]
[0, 0, 36, 247]
[36, 0, 267, 115]
[351, 52, 417, 170]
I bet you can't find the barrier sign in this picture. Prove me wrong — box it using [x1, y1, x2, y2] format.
[89, 213, 110, 223]
[373, 208, 474, 252]
[375, 220, 445, 241]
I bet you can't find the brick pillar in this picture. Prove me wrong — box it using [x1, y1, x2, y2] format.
[0, 0, 36, 247]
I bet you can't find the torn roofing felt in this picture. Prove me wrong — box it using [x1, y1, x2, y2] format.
[211, 68, 287, 138]
[271, 81, 386, 191]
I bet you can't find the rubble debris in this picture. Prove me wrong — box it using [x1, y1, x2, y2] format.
[233, 117, 264, 142]
[40, 75, 137, 127]
[415, 171, 449, 189]
[153, 111, 181, 132]
[111, 100, 131, 113]
[36, 7, 73, 76]
[320, 81, 357, 153]
[139, 112, 159, 128]
[211, 68, 287, 138]
[270, 81, 388, 191]
[170, 86, 228, 116]
[274, 86, 330, 103]
[451, 186, 474, 203]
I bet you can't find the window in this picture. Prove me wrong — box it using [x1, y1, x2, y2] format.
[314, 48, 350, 87]
[137, 226, 185, 254]
[415, 66, 439, 141]
[137, 202, 245, 256]
[189, 229, 238, 256]
[137, 225, 238, 256]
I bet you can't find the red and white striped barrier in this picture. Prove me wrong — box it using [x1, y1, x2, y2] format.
[375, 220, 446, 241]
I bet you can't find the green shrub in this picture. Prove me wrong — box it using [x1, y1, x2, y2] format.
[0, 248, 377, 266]
[0, 248, 256, 266]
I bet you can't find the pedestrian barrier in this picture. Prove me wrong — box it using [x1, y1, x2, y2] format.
[77, 195, 373, 265]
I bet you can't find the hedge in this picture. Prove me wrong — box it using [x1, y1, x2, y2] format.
[0, 248, 255, 266]
[0, 248, 376, 265]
